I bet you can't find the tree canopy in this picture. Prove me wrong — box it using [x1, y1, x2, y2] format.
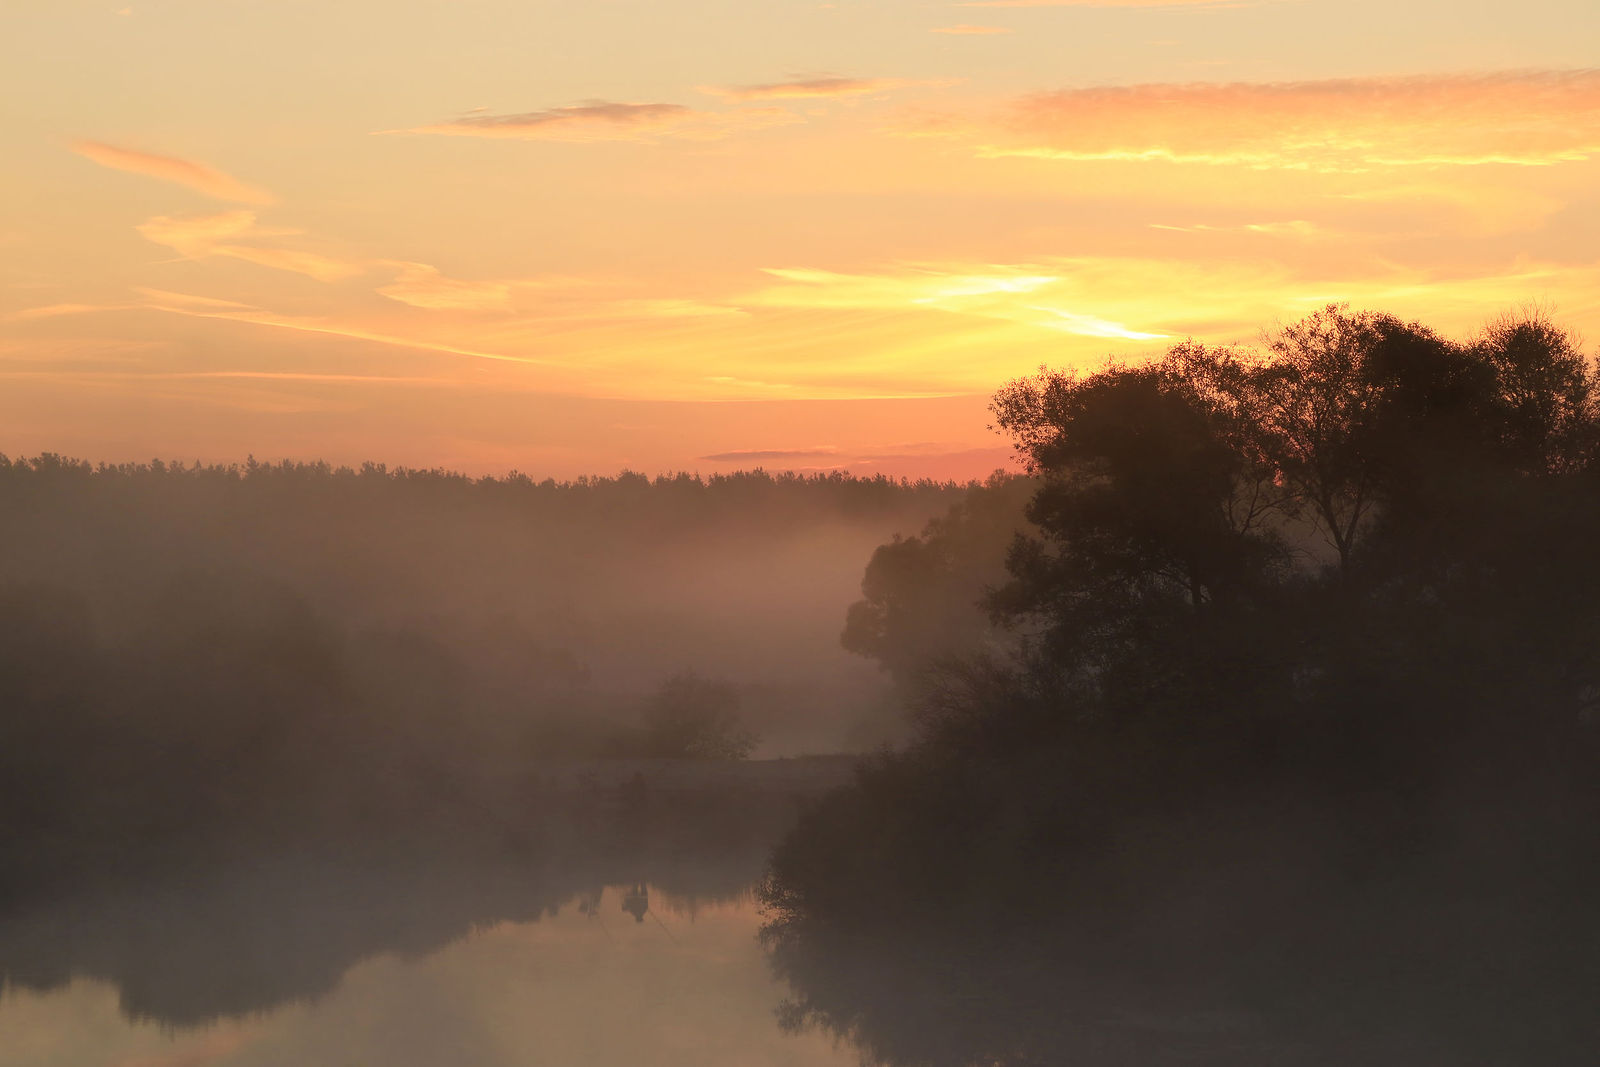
[986, 306, 1599, 715]
[765, 306, 1600, 1066]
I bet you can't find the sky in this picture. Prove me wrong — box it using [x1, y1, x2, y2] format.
[2, 0, 1597, 479]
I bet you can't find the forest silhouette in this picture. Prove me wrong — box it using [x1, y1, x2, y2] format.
[0, 463, 965, 902]
[763, 305, 1600, 1065]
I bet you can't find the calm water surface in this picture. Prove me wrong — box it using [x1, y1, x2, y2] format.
[0, 881, 854, 1067]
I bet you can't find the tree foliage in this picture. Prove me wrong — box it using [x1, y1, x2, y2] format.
[767, 306, 1600, 1065]
[840, 473, 1035, 687]
[987, 306, 1598, 672]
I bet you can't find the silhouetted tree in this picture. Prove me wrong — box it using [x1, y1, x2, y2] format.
[990, 358, 1287, 673]
[841, 473, 1034, 686]
[767, 306, 1600, 1066]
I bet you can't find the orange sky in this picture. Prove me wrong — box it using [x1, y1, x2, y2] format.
[2, 0, 1597, 479]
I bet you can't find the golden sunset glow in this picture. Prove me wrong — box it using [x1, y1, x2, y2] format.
[3, 0, 1597, 477]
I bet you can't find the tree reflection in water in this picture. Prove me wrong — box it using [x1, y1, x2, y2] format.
[758, 753, 1600, 1067]
[0, 763, 833, 1029]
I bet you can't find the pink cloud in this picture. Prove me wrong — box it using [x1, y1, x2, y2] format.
[701, 76, 952, 102]
[948, 69, 1600, 170]
[73, 141, 274, 204]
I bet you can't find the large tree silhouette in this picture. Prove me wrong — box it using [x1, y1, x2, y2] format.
[765, 306, 1600, 1066]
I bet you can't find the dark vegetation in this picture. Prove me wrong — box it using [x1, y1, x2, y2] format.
[841, 472, 1036, 692]
[763, 307, 1600, 1065]
[0, 465, 969, 902]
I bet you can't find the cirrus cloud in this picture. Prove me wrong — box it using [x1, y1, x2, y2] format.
[136, 211, 363, 282]
[698, 447, 841, 462]
[943, 69, 1600, 171]
[73, 141, 275, 205]
[377, 262, 517, 311]
[700, 76, 956, 102]
[749, 265, 1169, 341]
[391, 100, 796, 143]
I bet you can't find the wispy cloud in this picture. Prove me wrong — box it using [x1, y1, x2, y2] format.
[213, 246, 363, 282]
[373, 263, 743, 320]
[415, 100, 686, 136]
[699, 447, 841, 461]
[392, 100, 795, 143]
[131, 287, 257, 311]
[377, 262, 516, 311]
[1027, 305, 1170, 338]
[750, 264, 1168, 340]
[73, 141, 275, 204]
[140, 295, 550, 366]
[136, 211, 364, 282]
[701, 77, 951, 102]
[4, 302, 132, 322]
[1150, 219, 1324, 237]
[961, 69, 1600, 170]
[932, 25, 1015, 34]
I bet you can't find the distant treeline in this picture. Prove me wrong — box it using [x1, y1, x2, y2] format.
[0, 458, 982, 900]
[764, 306, 1600, 1065]
[0, 455, 968, 516]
